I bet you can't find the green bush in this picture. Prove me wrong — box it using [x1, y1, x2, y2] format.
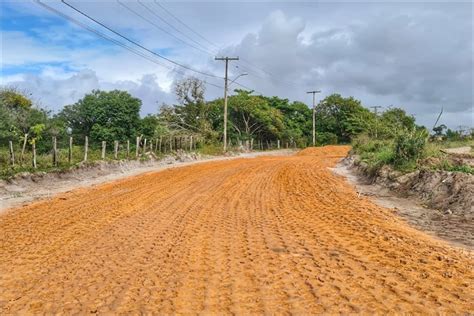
[316, 132, 338, 145]
[393, 128, 428, 166]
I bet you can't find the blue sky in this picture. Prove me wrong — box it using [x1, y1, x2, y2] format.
[1, 0, 472, 129]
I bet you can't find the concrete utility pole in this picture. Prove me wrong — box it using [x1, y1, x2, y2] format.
[370, 105, 382, 116]
[215, 56, 239, 151]
[370, 106, 382, 138]
[307, 90, 321, 146]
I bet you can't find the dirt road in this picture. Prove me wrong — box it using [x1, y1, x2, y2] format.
[1, 146, 473, 314]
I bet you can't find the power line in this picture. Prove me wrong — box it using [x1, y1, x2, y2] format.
[152, 1, 299, 88]
[60, 0, 222, 79]
[39, 0, 271, 95]
[232, 81, 263, 95]
[120, 1, 267, 93]
[34, 0, 224, 90]
[153, 1, 221, 51]
[117, 0, 214, 57]
[137, 0, 213, 55]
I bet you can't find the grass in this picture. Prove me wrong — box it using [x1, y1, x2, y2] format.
[0, 141, 274, 179]
[196, 143, 225, 156]
[0, 144, 160, 180]
[352, 134, 474, 175]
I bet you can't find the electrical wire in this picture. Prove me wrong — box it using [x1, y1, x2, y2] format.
[137, 0, 214, 55]
[60, 0, 223, 79]
[34, 0, 224, 90]
[153, 1, 221, 51]
[117, 0, 214, 57]
[152, 1, 301, 88]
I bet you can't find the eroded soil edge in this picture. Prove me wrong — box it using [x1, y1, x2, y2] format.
[332, 157, 473, 250]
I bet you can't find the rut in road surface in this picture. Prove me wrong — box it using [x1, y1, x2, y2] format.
[1, 146, 473, 314]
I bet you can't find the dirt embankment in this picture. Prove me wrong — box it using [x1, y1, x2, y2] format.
[339, 155, 474, 249]
[1, 146, 473, 314]
[334, 158, 473, 249]
[347, 156, 474, 214]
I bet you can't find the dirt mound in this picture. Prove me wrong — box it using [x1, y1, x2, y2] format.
[297, 145, 351, 157]
[1, 146, 473, 314]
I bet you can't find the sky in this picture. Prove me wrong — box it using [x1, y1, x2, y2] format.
[1, 0, 473, 130]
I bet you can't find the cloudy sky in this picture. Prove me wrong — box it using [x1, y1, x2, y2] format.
[1, 0, 472, 129]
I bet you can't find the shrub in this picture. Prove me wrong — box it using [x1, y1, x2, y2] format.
[316, 132, 338, 145]
[392, 128, 428, 166]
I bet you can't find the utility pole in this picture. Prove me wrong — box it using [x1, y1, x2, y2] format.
[307, 90, 321, 146]
[370, 106, 382, 138]
[215, 56, 239, 151]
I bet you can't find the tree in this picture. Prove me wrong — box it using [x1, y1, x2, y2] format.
[140, 114, 168, 139]
[379, 107, 416, 135]
[266, 97, 312, 145]
[0, 87, 48, 144]
[315, 94, 373, 143]
[226, 90, 284, 142]
[58, 90, 141, 144]
[160, 77, 218, 140]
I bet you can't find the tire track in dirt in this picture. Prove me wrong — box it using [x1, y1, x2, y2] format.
[1, 146, 473, 314]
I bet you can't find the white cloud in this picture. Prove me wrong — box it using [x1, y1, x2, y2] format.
[3, 70, 173, 115]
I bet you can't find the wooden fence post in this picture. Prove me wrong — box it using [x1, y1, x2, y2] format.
[101, 141, 106, 159]
[68, 137, 73, 164]
[32, 141, 37, 169]
[277, 139, 280, 149]
[126, 140, 130, 159]
[143, 138, 147, 155]
[190, 136, 193, 151]
[159, 136, 162, 153]
[8, 140, 15, 166]
[20, 133, 28, 163]
[114, 140, 119, 159]
[136, 136, 140, 158]
[250, 138, 254, 150]
[149, 139, 153, 152]
[84, 136, 88, 162]
[170, 136, 173, 151]
[52, 136, 58, 167]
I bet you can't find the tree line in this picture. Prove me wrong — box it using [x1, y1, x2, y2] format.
[1, 76, 431, 159]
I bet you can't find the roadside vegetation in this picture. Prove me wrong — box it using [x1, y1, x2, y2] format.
[1, 77, 473, 179]
[352, 122, 474, 176]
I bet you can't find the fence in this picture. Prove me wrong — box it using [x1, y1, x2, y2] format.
[1, 134, 203, 170]
[1, 134, 299, 172]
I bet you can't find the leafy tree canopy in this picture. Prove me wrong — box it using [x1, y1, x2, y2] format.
[315, 94, 373, 143]
[0, 87, 47, 142]
[58, 90, 141, 144]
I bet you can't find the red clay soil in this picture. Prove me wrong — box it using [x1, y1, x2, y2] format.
[0, 146, 473, 314]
